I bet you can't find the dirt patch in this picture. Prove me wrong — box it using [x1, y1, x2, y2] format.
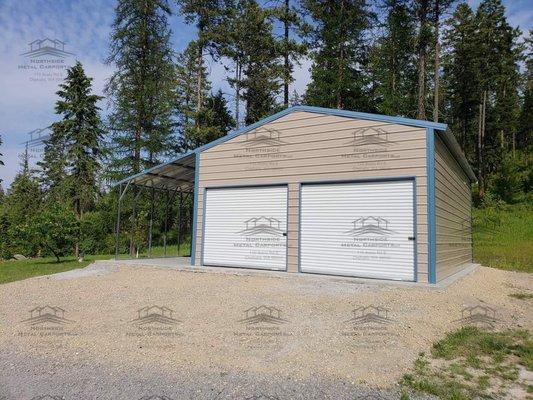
[0, 264, 531, 391]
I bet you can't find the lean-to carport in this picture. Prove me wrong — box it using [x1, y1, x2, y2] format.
[113, 152, 196, 259]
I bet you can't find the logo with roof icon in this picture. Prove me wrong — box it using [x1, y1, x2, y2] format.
[344, 217, 395, 236]
[22, 306, 73, 326]
[21, 38, 74, 59]
[131, 306, 180, 326]
[455, 305, 499, 329]
[239, 306, 289, 325]
[345, 305, 394, 326]
[30, 396, 65, 400]
[346, 127, 393, 148]
[453, 218, 472, 243]
[237, 216, 284, 236]
[245, 395, 281, 400]
[244, 127, 286, 148]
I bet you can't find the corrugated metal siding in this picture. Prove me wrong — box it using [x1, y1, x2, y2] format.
[300, 181, 415, 281]
[435, 134, 473, 281]
[195, 111, 429, 281]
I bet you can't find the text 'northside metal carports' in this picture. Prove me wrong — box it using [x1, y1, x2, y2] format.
[113, 151, 197, 259]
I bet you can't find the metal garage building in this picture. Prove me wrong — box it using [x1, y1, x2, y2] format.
[115, 106, 476, 284]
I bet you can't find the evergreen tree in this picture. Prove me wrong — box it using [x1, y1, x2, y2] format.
[272, 0, 308, 107]
[106, 0, 177, 178]
[474, 0, 522, 197]
[40, 62, 104, 257]
[432, 0, 455, 122]
[414, 0, 432, 119]
[371, 0, 417, 117]
[517, 31, 532, 153]
[442, 3, 478, 158]
[222, 0, 283, 125]
[38, 123, 68, 195]
[303, 0, 375, 111]
[176, 0, 228, 114]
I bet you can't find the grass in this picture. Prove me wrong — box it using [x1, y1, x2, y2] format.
[0, 243, 192, 285]
[509, 292, 533, 300]
[0, 254, 112, 284]
[473, 203, 533, 273]
[401, 327, 533, 399]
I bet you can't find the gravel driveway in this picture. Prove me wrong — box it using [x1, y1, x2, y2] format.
[0, 262, 531, 400]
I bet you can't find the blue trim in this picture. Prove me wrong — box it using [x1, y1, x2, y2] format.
[297, 183, 302, 273]
[190, 153, 200, 266]
[412, 178, 418, 282]
[292, 105, 448, 131]
[201, 184, 289, 272]
[427, 128, 437, 284]
[298, 177, 417, 282]
[200, 187, 207, 266]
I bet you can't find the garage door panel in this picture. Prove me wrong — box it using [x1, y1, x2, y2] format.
[203, 186, 288, 270]
[300, 181, 415, 281]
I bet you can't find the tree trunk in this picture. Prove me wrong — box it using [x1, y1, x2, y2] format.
[477, 91, 487, 199]
[283, 0, 290, 107]
[433, 1, 440, 122]
[196, 41, 204, 115]
[235, 61, 241, 129]
[417, 0, 428, 120]
[337, 0, 345, 109]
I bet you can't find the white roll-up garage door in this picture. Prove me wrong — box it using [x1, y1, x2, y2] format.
[203, 186, 288, 270]
[300, 180, 415, 281]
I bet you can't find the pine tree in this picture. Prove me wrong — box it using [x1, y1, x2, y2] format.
[303, 0, 375, 111]
[272, 0, 308, 107]
[432, 0, 455, 122]
[414, 0, 431, 119]
[371, 0, 417, 117]
[517, 31, 532, 154]
[222, 0, 283, 125]
[473, 0, 522, 197]
[442, 3, 479, 159]
[41, 62, 104, 257]
[177, 0, 228, 115]
[106, 0, 177, 178]
[38, 123, 68, 195]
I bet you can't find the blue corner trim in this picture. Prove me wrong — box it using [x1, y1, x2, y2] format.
[427, 128, 437, 284]
[191, 152, 200, 266]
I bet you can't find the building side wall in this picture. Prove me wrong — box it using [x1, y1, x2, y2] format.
[434, 133, 473, 281]
[195, 111, 430, 282]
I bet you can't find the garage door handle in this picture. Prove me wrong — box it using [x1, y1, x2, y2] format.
[408, 236, 416, 241]
[282, 232, 287, 237]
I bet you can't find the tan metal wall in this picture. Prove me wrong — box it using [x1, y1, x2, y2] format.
[435, 133, 473, 281]
[195, 111, 430, 282]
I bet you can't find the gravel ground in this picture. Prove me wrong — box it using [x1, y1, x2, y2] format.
[0, 263, 531, 400]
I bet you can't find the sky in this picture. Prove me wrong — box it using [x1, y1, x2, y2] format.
[0, 0, 531, 187]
